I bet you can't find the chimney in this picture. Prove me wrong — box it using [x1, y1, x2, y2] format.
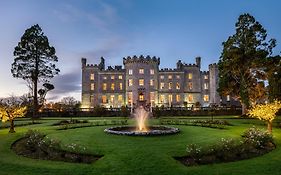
[195, 57, 201, 69]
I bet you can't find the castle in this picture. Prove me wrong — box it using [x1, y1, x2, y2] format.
[81, 55, 223, 109]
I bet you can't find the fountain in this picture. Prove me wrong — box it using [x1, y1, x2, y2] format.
[104, 106, 179, 136]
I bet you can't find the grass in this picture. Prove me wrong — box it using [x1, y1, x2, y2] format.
[0, 116, 281, 175]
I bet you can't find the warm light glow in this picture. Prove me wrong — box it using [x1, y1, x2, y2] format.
[134, 106, 149, 132]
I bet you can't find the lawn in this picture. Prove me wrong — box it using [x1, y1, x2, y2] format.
[1, 116, 281, 175]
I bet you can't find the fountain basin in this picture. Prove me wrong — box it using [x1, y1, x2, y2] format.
[104, 126, 180, 136]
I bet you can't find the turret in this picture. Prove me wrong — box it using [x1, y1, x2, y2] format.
[99, 57, 105, 70]
[81, 58, 87, 68]
[196, 56, 201, 69]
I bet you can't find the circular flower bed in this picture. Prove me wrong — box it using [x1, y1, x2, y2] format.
[104, 126, 180, 136]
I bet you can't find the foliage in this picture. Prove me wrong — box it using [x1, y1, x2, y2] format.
[266, 55, 281, 102]
[247, 101, 281, 133]
[11, 24, 60, 119]
[0, 96, 27, 133]
[186, 144, 202, 158]
[218, 13, 276, 112]
[242, 127, 273, 149]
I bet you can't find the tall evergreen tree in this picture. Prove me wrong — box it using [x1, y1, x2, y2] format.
[218, 13, 276, 114]
[11, 24, 59, 119]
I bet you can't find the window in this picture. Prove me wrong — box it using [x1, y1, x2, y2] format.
[168, 82, 172, 89]
[176, 75, 180, 79]
[150, 69, 154, 75]
[103, 76, 107, 80]
[188, 82, 193, 90]
[90, 83, 95, 90]
[111, 83, 115, 90]
[160, 75, 164, 79]
[176, 83, 180, 90]
[118, 95, 123, 103]
[118, 75, 122, 79]
[102, 83, 107, 90]
[111, 75, 115, 80]
[160, 95, 165, 103]
[204, 75, 208, 79]
[176, 94, 180, 102]
[150, 92, 155, 102]
[139, 79, 144, 86]
[128, 92, 132, 104]
[129, 69, 133, 75]
[227, 95, 230, 101]
[204, 83, 208, 90]
[102, 95, 107, 104]
[188, 94, 193, 102]
[119, 83, 123, 90]
[110, 95, 114, 104]
[160, 82, 164, 89]
[90, 73, 94, 80]
[168, 94, 173, 103]
[90, 95, 94, 103]
[168, 75, 172, 79]
[128, 79, 133, 86]
[139, 93, 144, 101]
[150, 79, 154, 86]
[139, 68, 144, 74]
[188, 73, 193, 79]
[203, 95, 209, 102]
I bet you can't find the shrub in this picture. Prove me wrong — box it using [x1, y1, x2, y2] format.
[242, 127, 274, 149]
[186, 144, 202, 158]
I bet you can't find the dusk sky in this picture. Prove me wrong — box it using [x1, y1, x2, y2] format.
[0, 0, 280, 102]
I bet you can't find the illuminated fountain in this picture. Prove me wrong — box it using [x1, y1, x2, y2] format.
[104, 106, 179, 136]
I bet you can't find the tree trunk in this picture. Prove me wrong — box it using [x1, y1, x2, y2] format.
[241, 103, 248, 115]
[267, 121, 273, 134]
[33, 78, 38, 122]
[9, 119, 15, 133]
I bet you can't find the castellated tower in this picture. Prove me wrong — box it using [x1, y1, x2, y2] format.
[123, 55, 160, 107]
[209, 63, 220, 105]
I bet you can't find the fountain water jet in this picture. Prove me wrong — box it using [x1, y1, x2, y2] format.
[134, 106, 149, 132]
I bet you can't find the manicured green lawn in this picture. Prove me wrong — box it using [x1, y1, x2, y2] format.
[1, 116, 281, 175]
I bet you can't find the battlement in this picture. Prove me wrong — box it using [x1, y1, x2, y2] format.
[123, 55, 160, 65]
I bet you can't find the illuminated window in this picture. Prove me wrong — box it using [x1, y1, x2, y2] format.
[139, 93, 144, 101]
[188, 73, 193, 79]
[90, 83, 95, 90]
[139, 79, 144, 86]
[102, 83, 107, 90]
[90, 73, 94, 80]
[128, 92, 132, 104]
[90, 95, 94, 103]
[150, 79, 154, 86]
[188, 95, 193, 102]
[128, 79, 133, 86]
[176, 83, 180, 90]
[119, 83, 123, 90]
[204, 75, 208, 79]
[160, 75, 164, 79]
[150, 69, 154, 75]
[168, 82, 172, 89]
[160, 82, 164, 89]
[110, 95, 114, 103]
[150, 92, 155, 102]
[129, 69, 133, 75]
[103, 76, 107, 80]
[168, 75, 172, 79]
[204, 83, 208, 90]
[118, 75, 122, 79]
[102, 95, 107, 104]
[176, 94, 180, 102]
[176, 75, 180, 79]
[160, 95, 165, 103]
[139, 68, 144, 74]
[168, 94, 173, 103]
[111, 83, 115, 90]
[118, 95, 123, 103]
[203, 95, 209, 102]
[188, 82, 193, 90]
[111, 75, 115, 80]
[227, 95, 230, 101]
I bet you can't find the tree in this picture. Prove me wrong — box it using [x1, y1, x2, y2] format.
[218, 13, 276, 114]
[0, 96, 27, 133]
[266, 55, 281, 102]
[60, 96, 79, 110]
[248, 101, 281, 133]
[11, 24, 59, 120]
[38, 83, 55, 107]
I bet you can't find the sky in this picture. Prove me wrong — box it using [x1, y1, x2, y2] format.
[0, 0, 280, 102]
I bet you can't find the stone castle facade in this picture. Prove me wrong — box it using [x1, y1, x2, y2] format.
[81, 55, 222, 109]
